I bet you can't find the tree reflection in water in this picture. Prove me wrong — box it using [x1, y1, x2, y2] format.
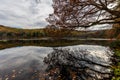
[0, 45, 113, 80]
[44, 48, 112, 80]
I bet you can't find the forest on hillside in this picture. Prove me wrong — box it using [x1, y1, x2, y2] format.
[0, 25, 120, 40]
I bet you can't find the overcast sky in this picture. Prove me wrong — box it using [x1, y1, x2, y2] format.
[0, 0, 112, 30]
[0, 0, 53, 29]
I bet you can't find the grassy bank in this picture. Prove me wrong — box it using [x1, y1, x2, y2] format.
[112, 49, 120, 80]
[110, 41, 120, 80]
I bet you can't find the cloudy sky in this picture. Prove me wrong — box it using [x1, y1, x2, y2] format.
[0, 0, 53, 29]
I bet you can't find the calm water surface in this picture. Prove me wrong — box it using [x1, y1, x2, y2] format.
[0, 43, 113, 80]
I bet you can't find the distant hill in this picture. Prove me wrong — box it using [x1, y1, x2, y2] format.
[0, 25, 45, 39]
[0, 25, 119, 40]
[0, 25, 44, 33]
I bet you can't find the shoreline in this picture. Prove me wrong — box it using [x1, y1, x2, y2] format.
[0, 38, 119, 41]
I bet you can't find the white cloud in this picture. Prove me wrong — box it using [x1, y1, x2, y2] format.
[0, 0, 53, 29]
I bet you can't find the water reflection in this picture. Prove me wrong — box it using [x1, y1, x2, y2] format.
[0, 39, 112, 49]
[0, 46, 53, 80]
[0, 45, 113, 80]
[44, 45, 113, 80]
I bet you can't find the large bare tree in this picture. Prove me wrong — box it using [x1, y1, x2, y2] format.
[46, 0, 120, 29]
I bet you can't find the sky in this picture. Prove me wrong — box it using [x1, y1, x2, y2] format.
[0, 0, 53, 29]
[0, 0, 112, 30]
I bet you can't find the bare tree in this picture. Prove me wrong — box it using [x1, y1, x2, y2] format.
[46, 0, 120, 29]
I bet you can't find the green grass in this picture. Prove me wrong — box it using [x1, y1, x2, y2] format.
[111, 49, 120, 80]
[112, 77, 120, 80]
[115, 50, 120, 58]
[114, 68, 120, 76]
[109, 40, 120, 80]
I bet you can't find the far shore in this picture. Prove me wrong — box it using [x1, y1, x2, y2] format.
[0, 37, 119, 42]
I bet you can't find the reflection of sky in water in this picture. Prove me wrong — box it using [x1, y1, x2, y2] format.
[64, 45, 112, 59]
[0, 46, 53, 70]
[0, 45, 112, 80]
[58, 45, 112, 73]
[0, 45, 112, 70]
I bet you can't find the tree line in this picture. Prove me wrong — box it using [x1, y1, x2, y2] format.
[0, 26, 119, 40]
[0, 30, 45, 40]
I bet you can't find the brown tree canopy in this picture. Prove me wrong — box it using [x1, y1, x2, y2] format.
[46, 0, 120, 29]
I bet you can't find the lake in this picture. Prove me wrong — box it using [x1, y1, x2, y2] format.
[0, 40, 114, 80]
